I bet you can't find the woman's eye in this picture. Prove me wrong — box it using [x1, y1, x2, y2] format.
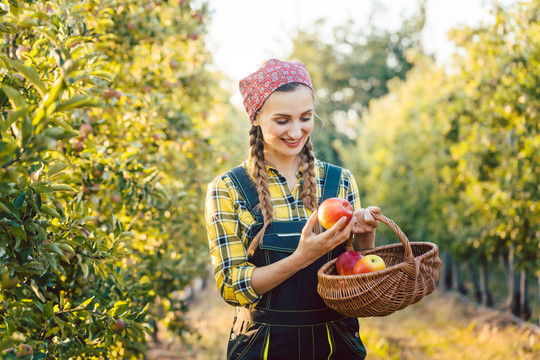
[276, 119, 288, 125]
[301, 117, 312, 121]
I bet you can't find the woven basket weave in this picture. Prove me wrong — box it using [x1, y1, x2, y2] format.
[317, 212, 442, 318]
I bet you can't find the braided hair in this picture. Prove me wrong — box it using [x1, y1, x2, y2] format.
[246, 83, 318, 256]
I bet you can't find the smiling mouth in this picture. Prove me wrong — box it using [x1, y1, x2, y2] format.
[282, 138, 302, 146]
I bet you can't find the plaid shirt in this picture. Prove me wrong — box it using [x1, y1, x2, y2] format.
[205, 159, 361, 308]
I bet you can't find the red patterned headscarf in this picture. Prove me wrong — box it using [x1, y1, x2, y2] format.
[239, 59, 313, 123]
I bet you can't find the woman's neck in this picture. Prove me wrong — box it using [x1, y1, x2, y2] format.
[263, 152, 301, 177]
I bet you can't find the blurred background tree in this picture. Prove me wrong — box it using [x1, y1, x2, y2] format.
[289, 1, 426, 166]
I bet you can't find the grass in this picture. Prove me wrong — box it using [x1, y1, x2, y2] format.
[148, 280, 539, 359]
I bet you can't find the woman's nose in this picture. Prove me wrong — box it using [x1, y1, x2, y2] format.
[288, 122, 303, 138]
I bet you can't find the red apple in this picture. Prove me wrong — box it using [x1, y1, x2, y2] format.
[73, 141, 84, 152]
[318, 197, 354, 230]
[19, 344, 33, 356]
[352, 254, 386, 274]
[110, 319, 125, 333]
[92, 169, 103, 178]
[336, 251, 363, 275]
[103, 88, 116, 99]
[80, 123, 93, 136]
[15, 46, 29, 61]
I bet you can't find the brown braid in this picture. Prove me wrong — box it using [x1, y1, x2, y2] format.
[299, 137, 323, 235]
[247, 125, 273, 256]
[299, 138, 318, 211]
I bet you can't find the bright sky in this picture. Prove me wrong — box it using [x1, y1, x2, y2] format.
[205, 0, 517, 104]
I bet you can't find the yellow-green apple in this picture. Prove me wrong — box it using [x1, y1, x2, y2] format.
[336, 251, 363, 275]
[1, 272, 19, 290]
[318, 197, 354, 230]
[353, 254, 386, 274]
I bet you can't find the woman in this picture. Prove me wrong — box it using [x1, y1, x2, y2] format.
[205, 59, 379, 359]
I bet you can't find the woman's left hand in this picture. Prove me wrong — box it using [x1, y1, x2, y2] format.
[352, 206, 380, 235]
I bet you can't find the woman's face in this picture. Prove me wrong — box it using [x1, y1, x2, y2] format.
[254, 85, 314, 166]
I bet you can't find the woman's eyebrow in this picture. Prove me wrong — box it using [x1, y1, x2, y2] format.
[272, 109, 313, 117]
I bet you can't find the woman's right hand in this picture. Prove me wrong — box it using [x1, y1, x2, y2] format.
[293, 210, 355, 267]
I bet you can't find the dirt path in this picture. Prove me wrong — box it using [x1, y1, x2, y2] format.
[147, 281, 539, 359]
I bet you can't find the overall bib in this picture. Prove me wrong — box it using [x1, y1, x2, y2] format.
[225, 164, 367, 360]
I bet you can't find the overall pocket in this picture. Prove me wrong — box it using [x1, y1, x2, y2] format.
[330, 317, 367, 359]
[227, 316, 267, 360]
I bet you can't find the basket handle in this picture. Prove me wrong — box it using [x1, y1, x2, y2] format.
[344, 211, 414, 262]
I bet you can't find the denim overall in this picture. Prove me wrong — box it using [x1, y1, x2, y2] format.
[225, 163, 366, 360]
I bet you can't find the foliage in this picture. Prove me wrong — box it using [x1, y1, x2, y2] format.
[346, 0, 539, 319]
[288, 3, 425, 166]
[0, 0, 224, 358]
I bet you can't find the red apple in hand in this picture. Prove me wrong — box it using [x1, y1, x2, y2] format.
[336, 251, 363, 275]
[318, 197, 354, 230]
[353, 254, 386, 274]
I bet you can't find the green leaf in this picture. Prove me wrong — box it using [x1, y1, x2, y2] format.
[21, 113, 33, 146]
[50, 184, 77, 192]
[81, 262, 89, 278]
[78, 296, 95, 309]
[111, 300, 129, 317]
[47, 163, 69, 178]
[110, 269, 124, 289]
[53, 316, 65, 337]
[45, 243, 69, 262]
[17, 260, 45, 276]
[89, 70, 113, 82]
[43, 301, 54, 319]
[7, 58, 47, 98]
[55, 95, 101, 112]
[0, 84, 26, 109]
[13, 191, 26, 209]
[40, 205, 63, 220]
[10, 225, 26, 240]
[5, 318, 15, 336]
[5, 106, 30, 130]
[31, 282, 46, 302]
[0, 198, 21, 221]
[43, 126, 80, 140]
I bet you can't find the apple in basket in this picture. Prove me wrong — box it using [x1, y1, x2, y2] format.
[318, 197, 354, 230]
[353, 254, 386, 274]
[336, 251, 363, 275]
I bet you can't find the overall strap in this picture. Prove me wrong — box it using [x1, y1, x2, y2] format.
[226, 166, 264, 226]
[320, 162, 342, 203]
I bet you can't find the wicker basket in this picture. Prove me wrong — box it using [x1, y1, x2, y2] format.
[317, 212, 442, 318]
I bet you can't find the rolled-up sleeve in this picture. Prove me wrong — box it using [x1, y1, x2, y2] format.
[205, 176, 261, 308]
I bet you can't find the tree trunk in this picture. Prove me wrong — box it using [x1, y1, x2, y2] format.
[519, 269, 531, 321]
[479, 257, 494, 307]
[505, 243, 521, 316]
[468, 261, 482, 303]
[443, 252, 453, 290]
[453, 259, 468, 295]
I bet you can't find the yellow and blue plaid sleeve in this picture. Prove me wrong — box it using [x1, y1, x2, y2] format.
[340, 169, 362, 211]
[205, 175, 261, 309]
